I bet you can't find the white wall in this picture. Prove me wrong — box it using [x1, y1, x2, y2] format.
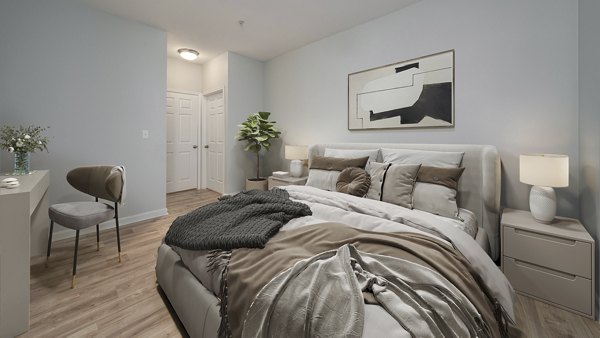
[0, 0, 168, 240]
[264, 0, 580, 217]
[579, 0, 600, 318]
[167, 57, 203, 93]
[227, 52, 266, 193]
[202, 52, 228, 93]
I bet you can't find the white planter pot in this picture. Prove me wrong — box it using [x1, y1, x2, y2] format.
[246, 178, 268, 191]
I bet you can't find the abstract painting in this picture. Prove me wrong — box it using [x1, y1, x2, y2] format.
[348, 50, 454, 130]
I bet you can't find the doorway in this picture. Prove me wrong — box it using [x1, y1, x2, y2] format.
[166, 91, 199, 193]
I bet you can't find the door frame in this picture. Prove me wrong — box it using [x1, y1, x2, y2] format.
[201, 87, 226, 193]
[166, 88, 203, 190]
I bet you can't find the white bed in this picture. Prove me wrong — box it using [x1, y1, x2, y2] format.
[156, 143, 504, 337]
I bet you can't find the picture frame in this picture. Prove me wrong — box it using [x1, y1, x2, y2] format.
[348, 50, 455, 130]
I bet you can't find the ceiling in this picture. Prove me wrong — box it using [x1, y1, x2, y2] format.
[78, 0, 421, 64]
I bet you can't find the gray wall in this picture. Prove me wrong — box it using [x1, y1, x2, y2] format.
[0, 0, 167, 239]
[226, 52, 266, 193]
[579, 0, 600, 318]
[264, 0, 580, 217]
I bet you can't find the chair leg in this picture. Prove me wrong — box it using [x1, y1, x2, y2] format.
[115, 204, 122, 263]
[96, 224, 100, 251]
[46, 220, 54, 268]
[72, 230, 80, 289]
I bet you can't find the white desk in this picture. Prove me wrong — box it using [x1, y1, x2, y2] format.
[0, 170, 49, 337]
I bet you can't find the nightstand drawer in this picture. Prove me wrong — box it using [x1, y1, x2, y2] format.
[503, 226, 591, 278]
[503, 257, 592, 316]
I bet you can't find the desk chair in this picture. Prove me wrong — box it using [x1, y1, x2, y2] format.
[46, 166, 125, 288]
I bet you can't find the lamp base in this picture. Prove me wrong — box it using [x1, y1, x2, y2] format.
[290, 160, 303, 178]
[529, 185, 556, 224]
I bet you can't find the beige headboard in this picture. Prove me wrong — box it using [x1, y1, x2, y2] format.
[308, 143, 501, 260]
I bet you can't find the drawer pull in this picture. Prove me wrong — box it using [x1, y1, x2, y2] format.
[513, 259, 577, 281]
[514, 229, 576, 246]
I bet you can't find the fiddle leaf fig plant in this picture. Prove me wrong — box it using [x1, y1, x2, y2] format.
[236, 111, 281, 180]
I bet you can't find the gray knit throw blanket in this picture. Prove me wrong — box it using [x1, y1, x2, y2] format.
[164, 188, 312, 250]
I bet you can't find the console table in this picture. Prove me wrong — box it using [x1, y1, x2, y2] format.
[0, 170, 50, 337]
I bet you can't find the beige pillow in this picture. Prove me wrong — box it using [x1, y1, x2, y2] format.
[365, 162, 391, 200]
[336, 167, 371, 197]
[381, 164, 421, 208]
[413, 166, 465, 219]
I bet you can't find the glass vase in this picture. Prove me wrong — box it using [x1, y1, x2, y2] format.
[14, 152, 30, 175]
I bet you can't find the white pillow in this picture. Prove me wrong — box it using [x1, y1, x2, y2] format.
[307, 149, 380, 191]
[306, 169, 341, 191]
[381, 148, 464, 168]
[324, 148, 380, 163]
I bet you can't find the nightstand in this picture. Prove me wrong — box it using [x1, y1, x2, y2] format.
[267, 176, 307, 189]
[501, 208, 595, 318]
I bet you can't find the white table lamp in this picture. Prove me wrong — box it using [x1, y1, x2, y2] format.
[520, 154, 569, 224]
[285, 145, 308, 178]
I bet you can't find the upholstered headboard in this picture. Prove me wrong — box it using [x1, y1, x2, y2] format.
[308, 143, 501, 260]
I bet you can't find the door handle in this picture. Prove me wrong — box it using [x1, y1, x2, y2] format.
[204, 145, 209, 149]
[193, 145, 198, 149]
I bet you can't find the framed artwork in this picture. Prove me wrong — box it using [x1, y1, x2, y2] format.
[348, 50, 454, 130]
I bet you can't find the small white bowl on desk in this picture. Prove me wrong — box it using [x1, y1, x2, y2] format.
[1, 177, 20, 189]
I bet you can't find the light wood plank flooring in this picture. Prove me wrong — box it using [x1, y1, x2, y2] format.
[22, 189, 600, 337]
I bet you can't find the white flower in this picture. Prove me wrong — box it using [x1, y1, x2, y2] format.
[16, 141, 23, 147]
[24, 135, 31, 139]
[8, 147, 14, 153]
[38, 141, 42, 145]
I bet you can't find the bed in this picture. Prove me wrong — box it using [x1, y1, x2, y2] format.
[156, 143, 509, 338]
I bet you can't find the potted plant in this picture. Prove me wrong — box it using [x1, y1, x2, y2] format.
[236, 112, 281, 190]
[0, 125, 49, 175]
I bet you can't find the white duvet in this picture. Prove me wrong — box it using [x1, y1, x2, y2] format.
[174, 185, 516, 334]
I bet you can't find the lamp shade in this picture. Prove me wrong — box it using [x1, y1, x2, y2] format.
[285, 145, 308, 160]
[520, 154, 569, 188]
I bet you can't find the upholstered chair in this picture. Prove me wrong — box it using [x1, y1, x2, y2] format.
[46, 166, 125, 288]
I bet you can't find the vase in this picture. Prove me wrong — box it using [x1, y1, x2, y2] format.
[14, 152, 30, 175]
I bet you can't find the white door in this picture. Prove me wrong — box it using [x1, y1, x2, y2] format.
[166, 91, 199, 193]
[206, 91, 225, 193]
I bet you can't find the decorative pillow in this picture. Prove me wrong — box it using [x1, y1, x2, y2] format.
[381, 164, 422, 209]
[336, 167, 371, 197]
[310, 156, 369, 171]
[306, 156, 369, 191]
[324, 148, 380, 163]
[412, 166, 466, 219]
[381, 148, 464, 168]
[365, 162, 391, 200]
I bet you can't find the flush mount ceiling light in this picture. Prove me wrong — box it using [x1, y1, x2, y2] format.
[178, 48, 199, 61]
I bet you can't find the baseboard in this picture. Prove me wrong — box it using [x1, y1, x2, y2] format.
[51, 208, 169, 242]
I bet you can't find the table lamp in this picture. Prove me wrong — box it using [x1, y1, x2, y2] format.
[285, 145, 308, 178]
[520, 154, 569, 224]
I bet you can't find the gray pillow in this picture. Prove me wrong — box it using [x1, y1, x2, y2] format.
[413, 166, 465, 219]
[381, 164, 421, 209]
[365, 162, 391, 200]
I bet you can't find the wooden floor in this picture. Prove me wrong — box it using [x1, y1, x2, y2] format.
[22, 189, 600, 337]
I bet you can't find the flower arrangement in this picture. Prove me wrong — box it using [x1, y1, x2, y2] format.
[0, 125, 49, 154]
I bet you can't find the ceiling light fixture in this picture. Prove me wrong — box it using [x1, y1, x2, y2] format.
[178, 48, 199, 61]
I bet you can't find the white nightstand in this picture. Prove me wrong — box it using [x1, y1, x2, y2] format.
[267, 176, 307, 190]
[501, 208, 595, 318]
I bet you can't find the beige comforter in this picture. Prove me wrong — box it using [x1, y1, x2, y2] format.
[225, 223, 508, 338]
